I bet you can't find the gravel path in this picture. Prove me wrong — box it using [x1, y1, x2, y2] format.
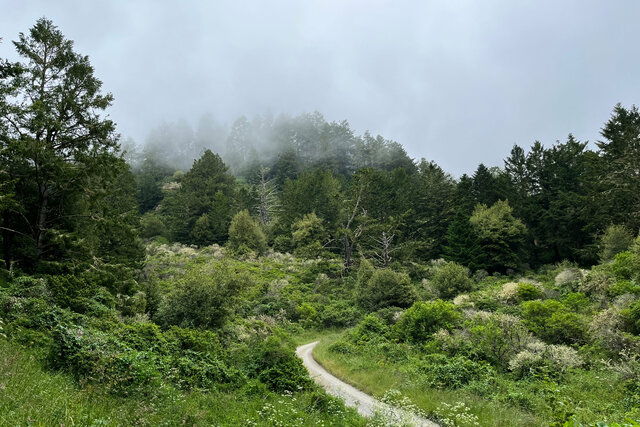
[296, 341, 438, 426]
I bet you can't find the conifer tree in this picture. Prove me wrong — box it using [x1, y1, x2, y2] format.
[443, 210, 483, 270]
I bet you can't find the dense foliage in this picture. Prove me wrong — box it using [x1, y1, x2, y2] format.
[2, 18, 640, 427]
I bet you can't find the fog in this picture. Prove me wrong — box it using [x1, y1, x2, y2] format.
[2, 1, 640, 175]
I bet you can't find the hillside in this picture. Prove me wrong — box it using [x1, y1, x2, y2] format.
[1, 17, 640, 427]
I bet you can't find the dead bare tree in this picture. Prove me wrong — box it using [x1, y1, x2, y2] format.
[340, 186, 367, 270]
[256, 167, 279, 225]
[373, 230, 395, 267]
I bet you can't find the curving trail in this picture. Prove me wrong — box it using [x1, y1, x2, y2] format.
[296, 341, 438, 427]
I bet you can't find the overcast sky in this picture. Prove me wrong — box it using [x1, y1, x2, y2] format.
[2, 1, 639, 175]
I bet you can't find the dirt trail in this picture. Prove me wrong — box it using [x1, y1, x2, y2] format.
[296, 341, 438, 426]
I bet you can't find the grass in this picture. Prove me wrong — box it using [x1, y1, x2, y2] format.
[313, 333, 545, 427]
[289, 328, 346, 346]
[0, 338, 367, 426]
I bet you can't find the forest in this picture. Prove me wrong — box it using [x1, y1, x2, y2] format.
[1, 18, 640, 427]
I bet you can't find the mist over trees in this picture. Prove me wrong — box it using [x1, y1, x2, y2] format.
[4, 17, 640, 426]
[129, 111, 415, 181]
[127, 101, 640, 272]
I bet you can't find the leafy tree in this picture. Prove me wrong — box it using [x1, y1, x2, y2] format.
[470, 200, 526, 273]
[357, 268, 415, 310]
[430, 261, 474, 299]
[599, 224, 634, 262]
[155, 262, 251, 329]
[0, 18, 141, 270]
[228, 209, 267, 254]
[291, 212, 328, 258]
[140, 214, 167, 239]
[394, 300, 460, 343]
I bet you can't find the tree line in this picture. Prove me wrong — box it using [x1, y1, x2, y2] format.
[3, 18, 640, 277]
[135, 103, 640, 273]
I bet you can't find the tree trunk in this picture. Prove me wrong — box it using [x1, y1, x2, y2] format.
[36, 189, 49, 260]
[2, 211, 11, 270]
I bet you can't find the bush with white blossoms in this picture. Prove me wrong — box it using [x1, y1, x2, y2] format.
[509, 341, 582, 377]
[555, 268, 583, 287]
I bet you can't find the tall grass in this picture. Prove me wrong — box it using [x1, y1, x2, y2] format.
[0, 339, 366, 426]
[313, 334, 544, 426]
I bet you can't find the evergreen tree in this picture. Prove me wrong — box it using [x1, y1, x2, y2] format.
[163, 150, 236, 244]
[0, 18, 141, 270]
[596, 104, 640, 232]
[443, 210, 482, 270]
[278, 169, 342, 235]
[410, 159, 457, 260]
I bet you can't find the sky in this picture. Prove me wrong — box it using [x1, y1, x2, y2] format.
[2, 1, 639, 176]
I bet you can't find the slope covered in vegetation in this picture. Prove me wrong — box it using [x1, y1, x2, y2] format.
[2, 17, 640, 427]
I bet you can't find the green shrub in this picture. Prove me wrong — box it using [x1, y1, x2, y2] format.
[608, 280, 640, 298]
[373, 306, 405, 325]
[622, 300, 640, 335]
[521, 300, 586, 345]
[164, 326, 224, 355]
[348, 314, 390, 344]
[250, 332, 313, 392]
[272, 234, 292, 253]
[517, 282, 543, 301]
[99, 350, 164, 396]
[7, 276, 51, 300]
[140, 215, 167, 239]
[610, 251, 640, 281]
[468, 314, 532, 369]
[295, 302, 317, 323]
[430, 261, 473, 299]
[357, 268, 415, 310]
[561, 292, 592, 313]
[394, 300, 460, 343]
[356, 258, 375, 288]
[117, 322, 167, 353]
[171, 351, 241, 390]
[317, 300, 362, 328]
[155, 263, 251, 329]
[116, 291, 147, 317]
[328, 340, 357, 354]
[50, 325, 163, 396]
[228, 210, 267, 255]
[416, 354, 495, 388]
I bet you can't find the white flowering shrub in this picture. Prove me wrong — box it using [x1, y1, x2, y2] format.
[589, 308, 628, 353]
[555, 268, 583, 287]
[497, 282, 520, 303]
[508, 342, 582, 378]
[453, 294, 473, 307]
